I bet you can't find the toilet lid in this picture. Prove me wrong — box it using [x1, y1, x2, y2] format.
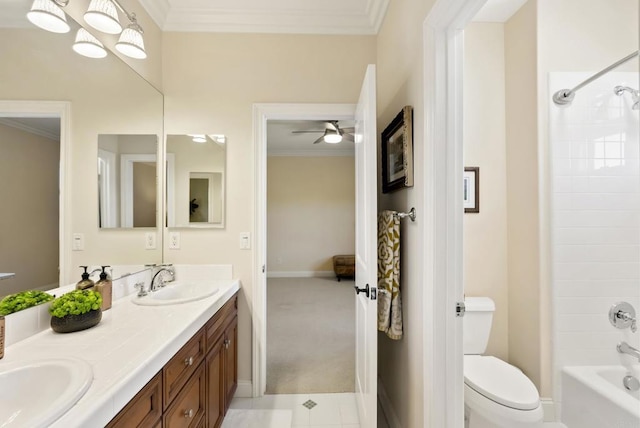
[464, 355, 539, 411]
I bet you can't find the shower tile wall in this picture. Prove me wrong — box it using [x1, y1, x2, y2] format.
[550, 72, 640, 403]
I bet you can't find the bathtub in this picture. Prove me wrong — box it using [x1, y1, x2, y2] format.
[562, 365, 640, 428]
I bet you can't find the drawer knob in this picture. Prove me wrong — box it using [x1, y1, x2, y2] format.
[224, 339, 230, 349]
[184, 356, 194, 366]
[184, 409, 194, 418]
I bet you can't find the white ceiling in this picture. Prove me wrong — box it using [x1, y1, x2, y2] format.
[267, 120, 354, 157]
[137, 0, 390, 34]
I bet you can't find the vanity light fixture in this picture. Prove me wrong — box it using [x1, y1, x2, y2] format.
[210, 135, 226, 144]
[115, 18, 146, 60]
[26, 0, 70, 34]
[84, 0, 122, 34]
[72, 28, 107, 59]
[189, 134, 207, 143]
[323, 130, 343, 144]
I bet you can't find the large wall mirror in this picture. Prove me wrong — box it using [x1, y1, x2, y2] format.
[167, 134, 226, 228]
[0, 1, 164, 294]
[98, 134, 158, 229]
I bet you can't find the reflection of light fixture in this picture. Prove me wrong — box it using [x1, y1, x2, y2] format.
[26, 0, 147, 61]
[115, 19, 146, 59]
[26, 0, 70, 33]
[84, 0, 122, 34]
[323, 130, 342, 144]
[209, 134, 226, 144]
[72, 28, 107, 58]
[189, 134, 207, 143]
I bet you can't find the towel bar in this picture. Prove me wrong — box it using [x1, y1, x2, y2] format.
[393, 207, 416, 222]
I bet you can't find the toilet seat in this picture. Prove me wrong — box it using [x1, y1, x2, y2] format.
[464, 355, 539, 411]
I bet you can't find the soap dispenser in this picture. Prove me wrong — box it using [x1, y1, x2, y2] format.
[76, 266, 95, 290]
[95, 265, 112, 311]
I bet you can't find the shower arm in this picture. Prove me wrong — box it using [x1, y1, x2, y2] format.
[552, 50, 639, 106]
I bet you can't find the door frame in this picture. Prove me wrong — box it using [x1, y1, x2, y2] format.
[422, 0, 487, 426]
[252, 103, 356, 396]
[0, 100, 70, 285]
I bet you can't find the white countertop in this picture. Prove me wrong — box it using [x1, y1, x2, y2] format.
[1, 278, 240, 428]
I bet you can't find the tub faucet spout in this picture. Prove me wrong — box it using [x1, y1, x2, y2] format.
[617, 341, 640, 362]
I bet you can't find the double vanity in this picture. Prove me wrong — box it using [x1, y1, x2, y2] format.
[0, 269, 240, 428]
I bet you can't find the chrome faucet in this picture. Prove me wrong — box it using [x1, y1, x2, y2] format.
[609, 302, 637, 333]
[150, 265, 175, 292]
[617, 342, 640, 362]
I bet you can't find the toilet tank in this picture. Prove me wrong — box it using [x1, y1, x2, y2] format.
[463, 297, 495, 354]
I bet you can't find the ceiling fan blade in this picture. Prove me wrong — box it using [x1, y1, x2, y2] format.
[341, 127, 355, 133]
[312, 135, 325, 144]
[326, 121, 339, 132]
[342, 133, 355, 142]
[292, 130, 324, 134]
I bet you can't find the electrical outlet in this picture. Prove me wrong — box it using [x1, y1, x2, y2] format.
[72, 233, 84, 251]
[145, 232, 156, 250]
[169, 232, 180, 249]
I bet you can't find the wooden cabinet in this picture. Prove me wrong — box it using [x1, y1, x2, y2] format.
[108, 292, 238, 428]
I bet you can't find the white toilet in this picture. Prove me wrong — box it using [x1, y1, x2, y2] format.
[464, 297, 544, 428]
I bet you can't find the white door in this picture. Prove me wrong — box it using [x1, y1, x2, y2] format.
[354, 64, 378, 428]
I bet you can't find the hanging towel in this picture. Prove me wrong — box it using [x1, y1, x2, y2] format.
[377, 210, 403, 340]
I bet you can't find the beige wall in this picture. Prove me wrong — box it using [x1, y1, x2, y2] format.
[133, 162, 156, 227]
[162, 32, 376, 386]
[463, 23, 509, 362]
[376, 0, 435, 426]
[504, 0, 543, 395]
[267, 156, 355, 274]
[0, 123, 59, 297]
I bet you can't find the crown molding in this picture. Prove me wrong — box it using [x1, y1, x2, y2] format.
[0, 118, 59, 141]
[138, 0, 389, 35]
[267, 149, 354, 157]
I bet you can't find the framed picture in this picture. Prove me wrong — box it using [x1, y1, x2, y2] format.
[463, 167, 479, 213]
[381, 106, 414, 193]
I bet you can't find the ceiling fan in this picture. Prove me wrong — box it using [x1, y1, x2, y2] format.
[291, 121, 355, 144]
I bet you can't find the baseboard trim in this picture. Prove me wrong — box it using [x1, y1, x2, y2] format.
[267, 271, 335, 278]
[541, 397, 556, 422]
[235, 380, 253, 398]
[378, 377, 402, 428]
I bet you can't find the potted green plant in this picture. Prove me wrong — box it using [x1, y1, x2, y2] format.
[49, 289, 103, 333]
[0, 290, 54, 316]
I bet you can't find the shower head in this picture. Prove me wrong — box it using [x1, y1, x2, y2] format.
[614, 85, 640, 110]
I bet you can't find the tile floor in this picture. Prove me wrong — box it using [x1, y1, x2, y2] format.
[228, 393, 362, 428]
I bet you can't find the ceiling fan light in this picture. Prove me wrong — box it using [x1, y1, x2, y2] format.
[324, 132, 342, 144]
[27, 0, 70, 34]
[84, 0, 122, 34]
[72, 28, 108, 58]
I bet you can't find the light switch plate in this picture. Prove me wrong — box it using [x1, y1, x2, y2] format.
[145, 232, 156, 250]
[240, 232, 251, 250]
[72, 233, 84, 251]
[169, 232, 180, 249]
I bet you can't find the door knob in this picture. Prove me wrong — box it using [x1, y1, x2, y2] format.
[354, 283, 370, 298]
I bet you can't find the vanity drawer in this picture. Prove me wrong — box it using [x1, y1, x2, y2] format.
[205, 294, 237, 353]
[164, 328, 206, 409]
[106, 372, 162, 428]
[164, 362, 206, 428]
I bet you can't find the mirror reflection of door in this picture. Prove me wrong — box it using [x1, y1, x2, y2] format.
[97, 134, 158, 229]
[189, 172, 223, 224]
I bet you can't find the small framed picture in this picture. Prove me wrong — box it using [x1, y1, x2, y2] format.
[381, 106, 414, 193]
[463, 167, 479, 213]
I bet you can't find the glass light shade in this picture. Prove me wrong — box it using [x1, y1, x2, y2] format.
[26, 0, 70, 34]
[72, 28, 107, 59]
[84, 0, 122, 34]
[115, 24, 147, 59]
[324, 132, 343, 144]
[192, 136, 207, 143]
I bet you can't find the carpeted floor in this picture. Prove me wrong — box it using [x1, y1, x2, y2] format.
[266, 277, 355, 394]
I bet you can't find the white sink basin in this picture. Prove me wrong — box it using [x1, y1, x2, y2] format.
[0, 357, 93, 428]
[133, 281, 220, 306]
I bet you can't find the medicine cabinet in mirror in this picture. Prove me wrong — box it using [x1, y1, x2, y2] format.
[98, 134, 159, 229]
[166, 134, 226, 228]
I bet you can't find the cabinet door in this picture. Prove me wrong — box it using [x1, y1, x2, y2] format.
[206, 336, 225, 428]
[164, 362, 206, 428]
[223, 316, 238, 410]
[106, 372, 162, 428]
